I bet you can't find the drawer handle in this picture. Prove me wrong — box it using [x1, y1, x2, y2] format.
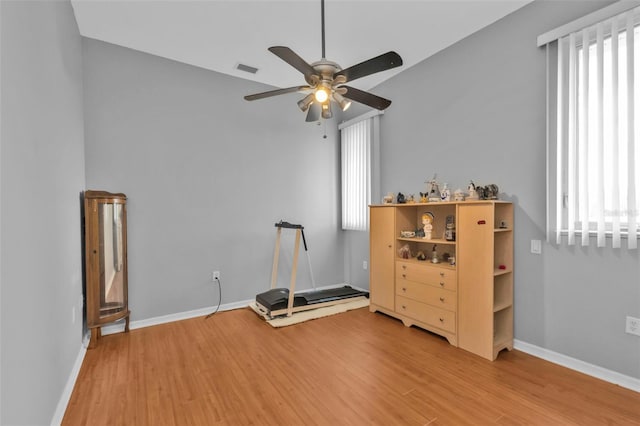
[388, 244, 392, 248]
[401, 305, 407, 310]
[439, 297, 445, 302]
[439, 282, 445, 287]
[439, 317, 444, 322]
[439, 272, 445, 277]
[478, 220, 486, 225]
[402, 287, 407, 292]
[402, 274, 407, 278]
[402, 265, 407, 269]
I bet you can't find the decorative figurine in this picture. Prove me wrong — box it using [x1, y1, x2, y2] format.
[477, 186, 487, 200]
[486, 184, 499, 200]
[407, 194, 415, 204]
[440, 183, 451, 202]
[398, 244, 411, 259]
[453, 188, 465, 201]
[397, 192, 406, 204]
[416, 250, 427, 261]
[444, 215, 456, 241]
[383, 193, 394, 204]
[467, 181, 479, 200]
[431, 245, 439, 264]
[422, 212, 434, 240]
[427, 178, 441, 202]
[419, 192, 428, 203]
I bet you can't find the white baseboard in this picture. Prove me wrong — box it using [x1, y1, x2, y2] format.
[101, 283, 368, 335]
[514, 339, 640, 393]
[101, 298, 253, 335]
[50, 342, 88, 426]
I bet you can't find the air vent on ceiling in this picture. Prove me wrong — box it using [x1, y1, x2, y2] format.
[236, 63, 259, 74]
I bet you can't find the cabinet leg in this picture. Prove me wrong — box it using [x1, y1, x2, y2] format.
[89, 328, 99, 349]
[124, 314, 130, 333]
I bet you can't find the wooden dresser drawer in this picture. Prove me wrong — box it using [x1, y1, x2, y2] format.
[395, 261, 457, 291]
[396, 296, 456, 333]
[396, 280, 456, 312]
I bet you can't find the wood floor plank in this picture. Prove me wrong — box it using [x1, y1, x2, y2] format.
[63, 307, 640, 425]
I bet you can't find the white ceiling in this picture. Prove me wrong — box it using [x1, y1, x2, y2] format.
[70, 0, 533, 91]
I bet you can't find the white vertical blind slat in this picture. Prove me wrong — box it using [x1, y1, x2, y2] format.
[612, 18, 622, 248]
[596, 23, 606, 247]
[626, 13, 638, 248]
[556, 38, 565, 245]
[568, 32, 577, 245]
[579, 28, 590, 246]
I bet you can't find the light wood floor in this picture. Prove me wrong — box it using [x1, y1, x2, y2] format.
[63, 307, 640, 425]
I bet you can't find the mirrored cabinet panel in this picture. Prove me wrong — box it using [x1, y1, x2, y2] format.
[83, 190, 130, 348]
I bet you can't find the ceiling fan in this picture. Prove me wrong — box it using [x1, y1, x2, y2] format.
[244, 0, 403, 122]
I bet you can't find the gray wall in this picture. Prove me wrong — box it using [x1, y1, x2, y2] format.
[347, 0, 640, 379]
[0, 1, 86, 424]
[82, 39, 345, 321]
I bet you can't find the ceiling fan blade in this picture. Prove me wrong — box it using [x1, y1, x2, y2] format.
[335, 51, 403, 83]
[342, 86, 392, 110]
[305, 103, 321, 122]
[244, 86, 311, 101]
[268, 46, 317, 83]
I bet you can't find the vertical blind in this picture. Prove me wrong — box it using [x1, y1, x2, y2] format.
[551, 8, 640, 249]
[341, 118, 371, 231]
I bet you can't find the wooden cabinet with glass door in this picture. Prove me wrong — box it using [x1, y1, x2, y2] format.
[83, 190, 131, 348]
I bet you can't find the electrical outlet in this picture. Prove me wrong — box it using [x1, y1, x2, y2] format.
[212, 271, 220, 281]
[363, 260, 368, 270]
[626, 316, 640, 336]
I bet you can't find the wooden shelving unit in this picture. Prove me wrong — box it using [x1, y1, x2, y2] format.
[369, 201, 513, 361]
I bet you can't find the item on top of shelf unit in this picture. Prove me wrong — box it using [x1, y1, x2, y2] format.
[383, 193, 394, 204]
[486, 184, 499, 200]
[419, 192, 428, 203]
[426, 178, 441, 202]
[467, 181, 479, 200]
[416, 250, 427, 261]
[422, 212, 434, 240]
[442, 252, 450, 261]
[406, 194, 415, 203]
[444, 215, 456, 241]
[415, 229, 425, 238]
[431, 244, 439, 263]
[397, 192, 406, 204]
[398, 244, 411, 259]
[449, 256, 456, 266]
[499, 220, 508, 229]
[400, 230, 415, 238]
[454, 188, 465, 201]
[440, 183, 451, 202]
[498, 264, 506, 270]
[477, 186, 487, 200]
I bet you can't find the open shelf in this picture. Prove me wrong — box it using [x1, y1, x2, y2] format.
[397, 237, 456, 245]
[493, 273, 513, 312]
[395, 256, 457, 270]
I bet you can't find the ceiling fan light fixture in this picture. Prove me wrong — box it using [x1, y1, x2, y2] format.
[297, 93, 315, 112]
[314, 87, 329, 103]
[321, 102, 332, 119]
[333, 92, 352, 111]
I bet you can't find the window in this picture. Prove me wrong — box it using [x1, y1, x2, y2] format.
[543, 6, 640, 248]
[339, 112, 381, 231]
